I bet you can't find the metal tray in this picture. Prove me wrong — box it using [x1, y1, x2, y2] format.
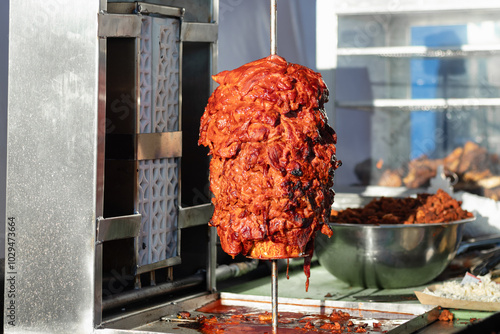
[119, 292, 439, 333]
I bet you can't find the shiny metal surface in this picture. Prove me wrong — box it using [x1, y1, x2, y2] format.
[389, 307, 441, 334]
[108, 0, 211, 23]
[181, 22, 218, 42]
[5, 0, 101, 332]
[316, 219, 474, 289]
[270, 0, 277, 55]
[107, 2, 185, 18]
[136, 131, 183, 160]
[136, 2, 185, 17]
[178, 203, 213, 229]
[96, 214, 142, 242]
[0, 0, 7, 260]
[95, 33, 107, 330]
[271, 259, 278, 331]
[207, 226, 218, 292]
[98, 13, 142, 37]
[101, 292, 218, 331]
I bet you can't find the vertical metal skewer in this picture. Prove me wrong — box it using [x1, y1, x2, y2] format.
[270, 0, 277, 55]
[271, 259, 278, 332]
[270, 1, 278, 332]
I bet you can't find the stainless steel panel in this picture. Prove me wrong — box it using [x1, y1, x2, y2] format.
[95, 243, 104, 329]
[178, 203, 213, 229]
[181, 22, 218, 42]
[98, 13, 142, 37]
[107, 2, 185, 18]
[101, 292, 216, 331]
[136, 131, 182, 160]
[135, 256, 181, 275]
[106, 2, 137, 14]
[97, 214, 142, 242]
[0, 0, 8, 261]
[5, 0, 101, 333]
[136, 2, 185, 17]
[108, 0, 212, 23]
[95, 36, 107, 328]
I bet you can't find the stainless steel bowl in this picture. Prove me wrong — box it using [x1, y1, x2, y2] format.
[315, 218, 474, 289]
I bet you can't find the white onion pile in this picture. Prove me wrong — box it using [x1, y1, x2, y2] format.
[424, 274, 500, 303]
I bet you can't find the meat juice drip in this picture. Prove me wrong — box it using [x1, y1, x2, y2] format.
[304, 256, 311, 292]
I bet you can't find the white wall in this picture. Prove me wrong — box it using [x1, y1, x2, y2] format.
[0, 0, 8, 259]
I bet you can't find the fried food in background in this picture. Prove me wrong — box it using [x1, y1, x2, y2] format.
[357, 142, 500, 200]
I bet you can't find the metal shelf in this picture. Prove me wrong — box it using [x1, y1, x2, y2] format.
[337, 45, 500, 58]
[336, 98, 500, 111]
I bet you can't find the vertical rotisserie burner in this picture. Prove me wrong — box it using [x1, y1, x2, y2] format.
[137, 15, 181, 269]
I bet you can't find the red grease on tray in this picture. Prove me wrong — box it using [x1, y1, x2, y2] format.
[196, 299, 260, 315]
[195, 307, 378, 334]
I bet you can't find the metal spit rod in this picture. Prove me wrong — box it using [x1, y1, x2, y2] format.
[270, 0, 277, 55]
[271, 259, 278, 330]
[270, 1, 278, 331]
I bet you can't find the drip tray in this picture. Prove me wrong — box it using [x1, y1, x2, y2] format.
[127, 292, 439, 333]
